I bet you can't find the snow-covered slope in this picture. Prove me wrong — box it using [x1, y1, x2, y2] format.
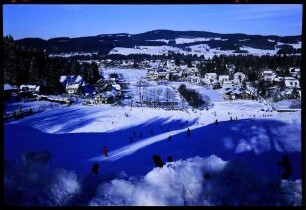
[4, 68, 301, 206]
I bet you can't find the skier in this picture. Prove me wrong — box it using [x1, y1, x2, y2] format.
[168, 135, 172, 141]
[150, 128, 153, 135]
[91, 163, 99, 174]
[103, 146, 109, 157]
[152, 154, 164, 168]
[277, 155, 292, 180]
[187, 128, 191, 137]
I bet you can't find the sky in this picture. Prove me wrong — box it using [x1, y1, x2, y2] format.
[3, 4, 303, 40]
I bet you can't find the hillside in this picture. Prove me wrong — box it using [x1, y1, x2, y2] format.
[15, 30, 302, 56]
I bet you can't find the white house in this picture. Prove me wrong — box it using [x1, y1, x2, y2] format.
[147, 70, 159, 80]
[66, 83, 82, 95]
[188, 76, 202, 84]
[289, 67, 300, 78]
[19, 85, 40, 94]
[233, 72, 246, 83]
[157, 69, 169, 80]
[261, 70, 277, 82]
[204, 73, 218, 85]
[218, 75, 230, 86]
[284, 77, 300, 88]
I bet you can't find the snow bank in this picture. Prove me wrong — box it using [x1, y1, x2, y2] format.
[4, 154, 302, 206]
[89, 155, 301, 206]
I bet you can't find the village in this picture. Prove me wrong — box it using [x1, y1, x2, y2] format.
[3, 57, 301, 121]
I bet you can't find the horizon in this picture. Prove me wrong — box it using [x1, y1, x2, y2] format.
[3, 4, 302, 40]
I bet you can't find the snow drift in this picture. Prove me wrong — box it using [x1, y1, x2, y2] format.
[4, 153, 301, 206]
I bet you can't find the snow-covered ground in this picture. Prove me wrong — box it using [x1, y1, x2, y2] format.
[271, 100, 301, 110]
[108, 44, 283, 59]
[109, 46, 182, 56]
[4, 69, 302, 206]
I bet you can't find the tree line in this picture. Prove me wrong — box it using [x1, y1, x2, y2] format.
[4, 36, 101, 94]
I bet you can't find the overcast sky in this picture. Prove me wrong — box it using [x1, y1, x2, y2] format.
[3, 4, 303, 40]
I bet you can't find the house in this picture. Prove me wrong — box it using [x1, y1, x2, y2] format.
[169, 70, 182, 81]
[204, 73, 218, 85]
[187, 76, 201, 85]
[289, 67, 300, 78]
[222, 83, 246, 100]
[233, 72, 246, 83]
[218, 75, 230, 86]
[60, 75, 85, 87]
[66, 83, 82, 95]
[157, 69, 169, 80]
[94, 90, 119, 104]
[147, 70, 159, 80]
[19, 85, 40, 94]
[261, 70, 276, 82]
[284, 77, 300, 88]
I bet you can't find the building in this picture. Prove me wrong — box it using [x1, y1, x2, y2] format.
[289, 67, 300, 78]
[218, 75, 230, 86]
[19, 85, 40, 94]
[60, 75, 85, 87]
[261, 70, 276, 82]
[204, 73, 218, 85]
[284, 77, 300, 88]
[233, 72, 246, 83]
[66, 83, 82, 95]
[147, 70, 159, 80]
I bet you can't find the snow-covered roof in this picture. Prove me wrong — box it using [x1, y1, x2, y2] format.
[219, 75, 229, 79]
[20, 85, 38, 90]
[66, 83, 81, 89]
[60, 75, 84, 85]
[284, 77, 296, 81]
[60, 76, 67, 83]
[205, 73, 217, 76]
[234, 72, 245, 76]
[4, 84, 17, 91]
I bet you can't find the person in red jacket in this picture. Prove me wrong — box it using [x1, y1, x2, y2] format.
[103, 146, 108, 157]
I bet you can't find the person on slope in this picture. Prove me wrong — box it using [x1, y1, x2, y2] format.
[103, 146, 109, 157]
[278, 155, 292, 180]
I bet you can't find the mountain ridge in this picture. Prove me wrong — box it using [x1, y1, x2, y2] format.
[14, 29, 302, 54]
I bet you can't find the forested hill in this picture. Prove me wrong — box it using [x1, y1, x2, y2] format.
[15, 30, 301, 55]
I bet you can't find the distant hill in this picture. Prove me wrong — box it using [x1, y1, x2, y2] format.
[15, 29, 301, 55]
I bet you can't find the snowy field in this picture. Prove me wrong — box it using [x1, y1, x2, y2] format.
[4, 69, 302, 206]
[107, 40, 301, 59]
[271, 100, 301, 110]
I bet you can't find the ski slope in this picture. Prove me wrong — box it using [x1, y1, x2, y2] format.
[4, 68, 302, 206]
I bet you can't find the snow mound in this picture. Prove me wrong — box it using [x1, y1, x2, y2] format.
[89, 155, 301, 206]
[4, 154, 302, 206]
